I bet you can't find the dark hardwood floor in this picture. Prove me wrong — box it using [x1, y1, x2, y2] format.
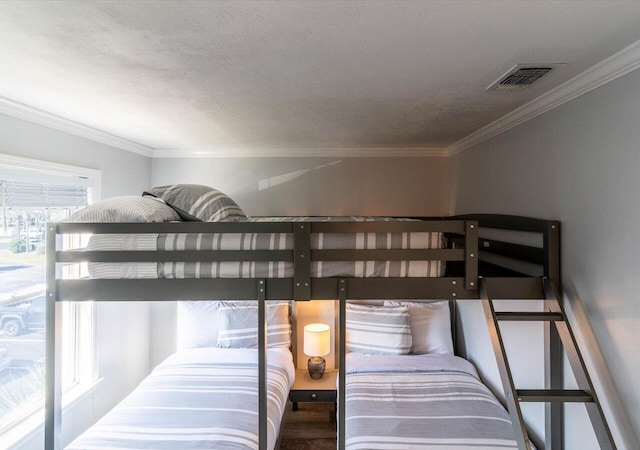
[279, 402, 336, 450]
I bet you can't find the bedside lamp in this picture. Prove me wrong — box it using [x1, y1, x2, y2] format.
[303, 323, 330, 379]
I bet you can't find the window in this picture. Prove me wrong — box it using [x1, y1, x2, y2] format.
[0, 154, 100, 434]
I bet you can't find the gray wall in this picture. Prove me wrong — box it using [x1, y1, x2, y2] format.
[151, 157, 449, 217]
[0, 113, 153, 450]
[450, 68, 640, 449]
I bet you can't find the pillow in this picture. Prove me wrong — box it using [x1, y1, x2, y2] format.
[176, 301, 222, 350]
[384, 300, 453, 355]
[143, 184, 247, 222]
[346, 303, 411, 355]
[65, 196, 180, 222]
[216, 301, 291, 349]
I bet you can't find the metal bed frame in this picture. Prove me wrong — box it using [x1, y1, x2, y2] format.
[44, 215, 614, 450]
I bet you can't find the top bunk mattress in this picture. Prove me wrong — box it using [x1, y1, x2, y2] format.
[85, 217, 447, 279]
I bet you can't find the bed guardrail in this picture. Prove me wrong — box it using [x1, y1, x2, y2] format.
[50, 219, 480, 301]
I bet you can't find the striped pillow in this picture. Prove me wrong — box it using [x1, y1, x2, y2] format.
[65, 196, 180, 222]
[346, 304, 412, 355]
[143, 184, 246, 222]
[216, 301, 291, 349]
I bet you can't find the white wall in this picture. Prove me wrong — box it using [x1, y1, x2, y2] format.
[149, 156, 449, 367]
[0, 113, 153, 449]
[450, 68, 640, 450]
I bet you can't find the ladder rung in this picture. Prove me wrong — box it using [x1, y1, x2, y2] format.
[495, 312, 564, 321]
[516, 389, 593, 403]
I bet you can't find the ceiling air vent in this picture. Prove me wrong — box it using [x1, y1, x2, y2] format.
[487, 63, 564, 91]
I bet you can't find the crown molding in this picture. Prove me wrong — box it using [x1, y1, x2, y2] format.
[152, 147, 449, 158]
[0, 96, 154, 157]
[0, 152, 101, 178]
[448, 38, 640, 156]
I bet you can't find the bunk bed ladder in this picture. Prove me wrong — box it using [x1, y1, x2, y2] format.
[480, 278, 616, 450]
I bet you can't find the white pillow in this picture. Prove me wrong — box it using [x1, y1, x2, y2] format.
[176, 301, 221, 350]
[346, 304, 412, 355]
[384, 300, 453, 355]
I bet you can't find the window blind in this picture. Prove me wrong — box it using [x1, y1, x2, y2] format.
[0, 179, 88, 208]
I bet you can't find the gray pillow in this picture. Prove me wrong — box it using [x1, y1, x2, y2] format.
[216, 301, 291, 349]
[65, 196, 180, 222]
[143, 184, 246, 222]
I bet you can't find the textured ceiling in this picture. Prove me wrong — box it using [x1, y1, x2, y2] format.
[1, 1, 640, 154]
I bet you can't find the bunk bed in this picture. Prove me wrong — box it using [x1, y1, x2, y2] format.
[44, 190, 615, 450]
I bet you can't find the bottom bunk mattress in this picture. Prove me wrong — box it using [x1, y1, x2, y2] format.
[345, 353, 518, 450]
[67, 347, 295, 450]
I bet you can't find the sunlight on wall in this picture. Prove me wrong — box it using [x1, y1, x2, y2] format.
[258, 160, 342, 191]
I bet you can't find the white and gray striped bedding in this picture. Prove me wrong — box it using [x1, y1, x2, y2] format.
[344, 353, 519, 450]
[86, 217, 446, 279]
[345, 304, 412, 355]
[67, 348, 295, 450]
[216, 301, 291, 349]
[143, 185, 247, 222]
[65, 196, 181, 223]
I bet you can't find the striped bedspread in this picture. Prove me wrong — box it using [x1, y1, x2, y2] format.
[87, 217, 446, 279]
[345, 353, 518, 450]
[67, 348, 295, 450]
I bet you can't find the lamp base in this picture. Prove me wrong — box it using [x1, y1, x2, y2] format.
[307, 357, 326, 380]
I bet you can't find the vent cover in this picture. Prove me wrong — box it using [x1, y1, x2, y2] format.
[487, 63, 564, 91]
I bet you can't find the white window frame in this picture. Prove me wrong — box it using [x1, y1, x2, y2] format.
[0, 153, 101, 437]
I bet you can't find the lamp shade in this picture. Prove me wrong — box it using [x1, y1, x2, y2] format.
[303, 323, 330, 357]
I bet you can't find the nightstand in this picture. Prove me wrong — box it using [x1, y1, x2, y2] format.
[289, 368, 337, 411]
